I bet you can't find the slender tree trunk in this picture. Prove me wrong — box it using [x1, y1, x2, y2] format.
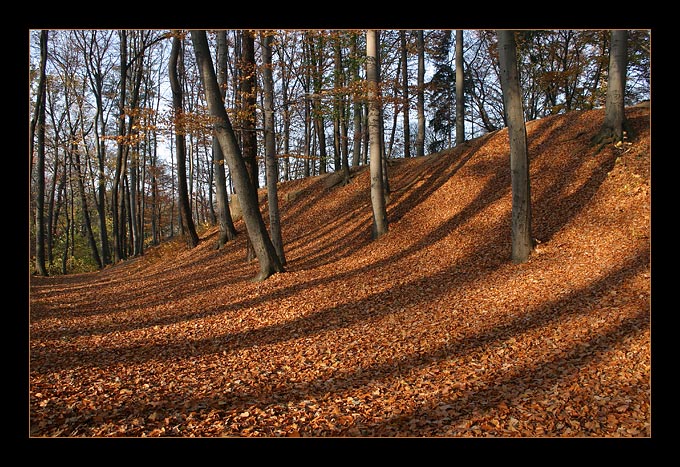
[240, 30, 258, 261]
[213, 30, 237, 249]
[111, 30, 127, 263]
[262, 32, 287, 265]
[309, 34, 327, 175]
[191, 30, 284, 281]
[456, 29, 465, 145]
[33, 30, 49, 276]
[333, 35, 351, 184]
[333, 38, 342, 173]
[498, 30, 533, 263]
[416, 30, 426, 158]
[351, 33, 363, 167]
[367, 30, 388, 240]
[277, 41, 292, 181]
[592, 29, 629, 147]
[304, 81, 312, 178]
[73, 141, 103, 268]
[400, 30, 411, 158]
[169, 32, 199, 248]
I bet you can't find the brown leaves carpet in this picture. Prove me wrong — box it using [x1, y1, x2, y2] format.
[29, 107, 651, 437]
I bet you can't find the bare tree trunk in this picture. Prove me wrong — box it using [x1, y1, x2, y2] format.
[240, 30, 258, 261]
[455, 29, 465, 145]
[416, 30, 426, 158]
[169, 32, 199, 248]
[333, 34, 351, 183]
[73, 140, 103, 268]
[33, 30, 49, 276]
[213, 30, 237, 249]
[274, 38, 292, 181]
[111, 30, 128, 262]
[309, 33, 328, 175]
[191, 30, 284, 281]
[498, 30, 533, 263]
[351, 33, 363, 167]
[400, 30, 411, 158]
[592, 30, 629, 147]
[261, 32, 287, 265]
[367, 30, 388, 240]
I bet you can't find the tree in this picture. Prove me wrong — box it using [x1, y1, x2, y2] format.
[213, 31, 238, 249]
[32, 30, 49, 276]
[350, 32, 364, 167]
[75, 30, 114, 265]
[366, 30, 388, 240]
[111, 30, 128, 262]
[333, 32, 351, 184]
[240, 30, 259, 261]
[191, 30, 284, 281]
[592, 30, 629, 148]
[400, 30, 411, 158]
[261, 31, 287, 265]
[455, 29, 465, 145]
[428, 30, 455, 153]
[169, 32, 199, 248]
[415, 30, 426, 158]
[497, 30, 533, 263]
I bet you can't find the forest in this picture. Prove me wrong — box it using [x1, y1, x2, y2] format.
[28, 30, 650, 277]
[29, 29, 651, 438]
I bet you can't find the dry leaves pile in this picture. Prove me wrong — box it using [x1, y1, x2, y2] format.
[29, 107, 651, 437]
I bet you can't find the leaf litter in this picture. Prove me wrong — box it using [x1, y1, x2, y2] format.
[29, 107, 651, 437]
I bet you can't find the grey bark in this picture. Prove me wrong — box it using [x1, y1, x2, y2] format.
[498, 30, 533, 263]
[213, 31, 237, 248]
[456, 29, 465, 145]
[400, 30, 411, 158]
[169, 33, 199, 248]
[367, 30, 388, 239]
[191, 30, 284, 281]
[351, 33, 363, 167]
[416, 30, 426, 157]
[261, 32, 287, 265]
[592, 30, 629, 147]
[240, 30, 258, 261]
[111, 30, 127, 262]
[33, 30, 49, 276]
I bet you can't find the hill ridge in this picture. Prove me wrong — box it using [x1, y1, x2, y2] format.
[29, 106, 651, 437]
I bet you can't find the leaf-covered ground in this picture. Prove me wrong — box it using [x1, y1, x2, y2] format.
[29, 107, 651, 437]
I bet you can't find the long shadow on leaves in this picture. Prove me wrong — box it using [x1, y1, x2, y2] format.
[31, 246, 648, 436]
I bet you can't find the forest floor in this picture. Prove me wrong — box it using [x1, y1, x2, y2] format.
[29, 106, 651, 438]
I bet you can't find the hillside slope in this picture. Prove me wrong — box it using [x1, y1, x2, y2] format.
[29, 107, 651, 437]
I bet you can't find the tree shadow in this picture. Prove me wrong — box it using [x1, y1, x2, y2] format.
[29, 108, 651, 436]
[35, 246, 648, 435]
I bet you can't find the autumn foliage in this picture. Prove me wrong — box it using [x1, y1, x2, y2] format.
[29, 106, 651, 437]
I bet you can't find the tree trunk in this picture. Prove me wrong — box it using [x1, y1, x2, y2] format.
[262, 32, 287, 265]
[309, 34, 328, 175]
[351, 33, 363, 167]
[592, 30, 629, 147]
[33, 30, 49, 276]
[73, 141, 103, 268]
[455, 29, 465, 145]
[416, 30, 426, 158]
[400, 31, 411, 158]
[213, 31, 238, 249]
[111, 30, 128, 263]
[240, 30, 258, 261]
[191, 30, 284, 281]
[333, 35, 351, 184]
[498, 30, 533, 264]
[169, 32, 199, 249]
[367, 30, 388, 240]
